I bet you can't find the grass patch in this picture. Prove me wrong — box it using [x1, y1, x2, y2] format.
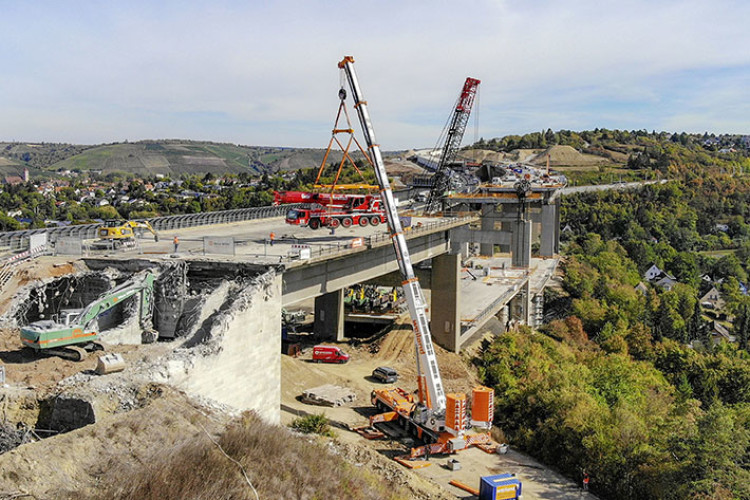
[698, 249, 737, 258]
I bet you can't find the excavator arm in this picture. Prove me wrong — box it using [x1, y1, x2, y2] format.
[77, 271, 156, 331]
[130, 221, 160, 242]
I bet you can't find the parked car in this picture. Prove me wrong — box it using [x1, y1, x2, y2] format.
[312, 345, 350, 364]
[372, 366, 398, 383]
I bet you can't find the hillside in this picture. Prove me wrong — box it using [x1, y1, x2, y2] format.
[460, 146, 619, 167]
[0, 140, 352, 178]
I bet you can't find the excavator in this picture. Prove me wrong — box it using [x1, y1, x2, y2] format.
[337, 56, 495, 464]
[97, 219, 159, 248]
[20, 270, 157, 361]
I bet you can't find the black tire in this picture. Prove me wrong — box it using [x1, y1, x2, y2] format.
[329, 218, 340, 228]
[370, 216, 380, 226]
[359, 217, 369, 227]
[342, 217, 353, 228]
[309, 219, 320, 230]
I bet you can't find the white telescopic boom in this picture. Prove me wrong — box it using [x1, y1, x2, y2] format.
[338, 56, 446, 413]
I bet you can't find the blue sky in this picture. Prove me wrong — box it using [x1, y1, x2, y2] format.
[1, 0, 748, 149]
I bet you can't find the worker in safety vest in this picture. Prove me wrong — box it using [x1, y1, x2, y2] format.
[582, 472, 590, 491]
[269, 232, 276, 246]
[173, 235, 179, 253]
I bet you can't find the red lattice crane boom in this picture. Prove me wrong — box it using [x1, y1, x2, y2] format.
[424, 77, 480, 214]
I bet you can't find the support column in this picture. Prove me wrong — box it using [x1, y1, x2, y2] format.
[509, 280, 531, 326]
[511, 219, 532, 268]
[450, 239, 470, 259]
[480, 204, 495, 256]
[430, 253, 461, 352]
[523, 279, 531, 325]
[540, 201, 559, 257]
[314, 289, 345, 341]
[497, 305, 509, 332]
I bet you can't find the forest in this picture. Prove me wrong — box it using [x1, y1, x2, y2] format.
[474, 131, 750, 499]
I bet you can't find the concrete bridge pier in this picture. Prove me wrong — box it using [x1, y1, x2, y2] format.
[430, 253, 461, 352]
[480, 204, 496, 256]
[510, 279, 532, 326]
[540, 199, 560, 257]
[511, 219, 532, 268]
[314, 289, 345, 341]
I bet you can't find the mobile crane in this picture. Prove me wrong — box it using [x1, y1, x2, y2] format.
[338, 56, 493, 462]
[424, 77, 481, 214]
[20, 270, 157, 361]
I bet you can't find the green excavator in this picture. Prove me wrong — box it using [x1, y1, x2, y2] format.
[20, 271, 157, 361]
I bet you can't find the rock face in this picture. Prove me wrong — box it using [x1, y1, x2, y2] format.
[301, 384, 357, 407]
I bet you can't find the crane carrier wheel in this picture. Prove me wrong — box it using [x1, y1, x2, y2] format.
[370, 216, 380, 226]
[359, 217, 369, 227]
[309, 219, 321, 230]
[329, 218, 340, 228]
[341, 217, 353, 228]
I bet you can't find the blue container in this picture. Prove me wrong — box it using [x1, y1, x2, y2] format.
[479, 473, 522, 500]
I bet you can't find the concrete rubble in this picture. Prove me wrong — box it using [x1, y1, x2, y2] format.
[301, 384, 357, 407]
[0, 254, 285, 459]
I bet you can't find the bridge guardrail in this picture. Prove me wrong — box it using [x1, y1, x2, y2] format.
[283, 216, 476, 262]
[0, 204, 302, 251]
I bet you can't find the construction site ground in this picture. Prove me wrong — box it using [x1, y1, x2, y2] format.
[0, 258, 597, 499]
[281, 318, 598, 499]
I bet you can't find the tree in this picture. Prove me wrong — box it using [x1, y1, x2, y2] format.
[688, 298, 706, 343]
[733, 298, 750, 351]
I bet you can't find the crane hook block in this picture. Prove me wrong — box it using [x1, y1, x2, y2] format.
[338, 88, 347, 100]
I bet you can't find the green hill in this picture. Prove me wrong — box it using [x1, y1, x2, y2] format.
[0, 140, 346, 178]
[51, 141, 338, 177]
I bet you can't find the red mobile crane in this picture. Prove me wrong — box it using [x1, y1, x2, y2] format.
[424, 77, 481, 214]
[276, 79, 387, 230]
[338, 56, 493, 462]
[283, 194, 385, 229]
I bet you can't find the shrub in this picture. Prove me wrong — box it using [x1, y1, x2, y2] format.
[291, 413, 335, 437]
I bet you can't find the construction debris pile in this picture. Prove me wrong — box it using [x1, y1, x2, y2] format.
[0, 422, 37, 454]
[302, 384, 357, 407]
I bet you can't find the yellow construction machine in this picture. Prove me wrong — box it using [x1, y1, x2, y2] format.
[97, 220, 159, 248]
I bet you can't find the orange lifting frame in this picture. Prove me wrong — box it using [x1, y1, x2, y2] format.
[314, 95, 378, 197]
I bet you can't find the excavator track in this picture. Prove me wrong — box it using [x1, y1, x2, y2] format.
[44, 346, 89, 362]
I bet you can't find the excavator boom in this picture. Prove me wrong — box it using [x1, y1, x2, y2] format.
[20, 271, 156, 354]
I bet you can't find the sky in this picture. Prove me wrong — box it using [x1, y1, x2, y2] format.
[1, 0, 749, 150]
